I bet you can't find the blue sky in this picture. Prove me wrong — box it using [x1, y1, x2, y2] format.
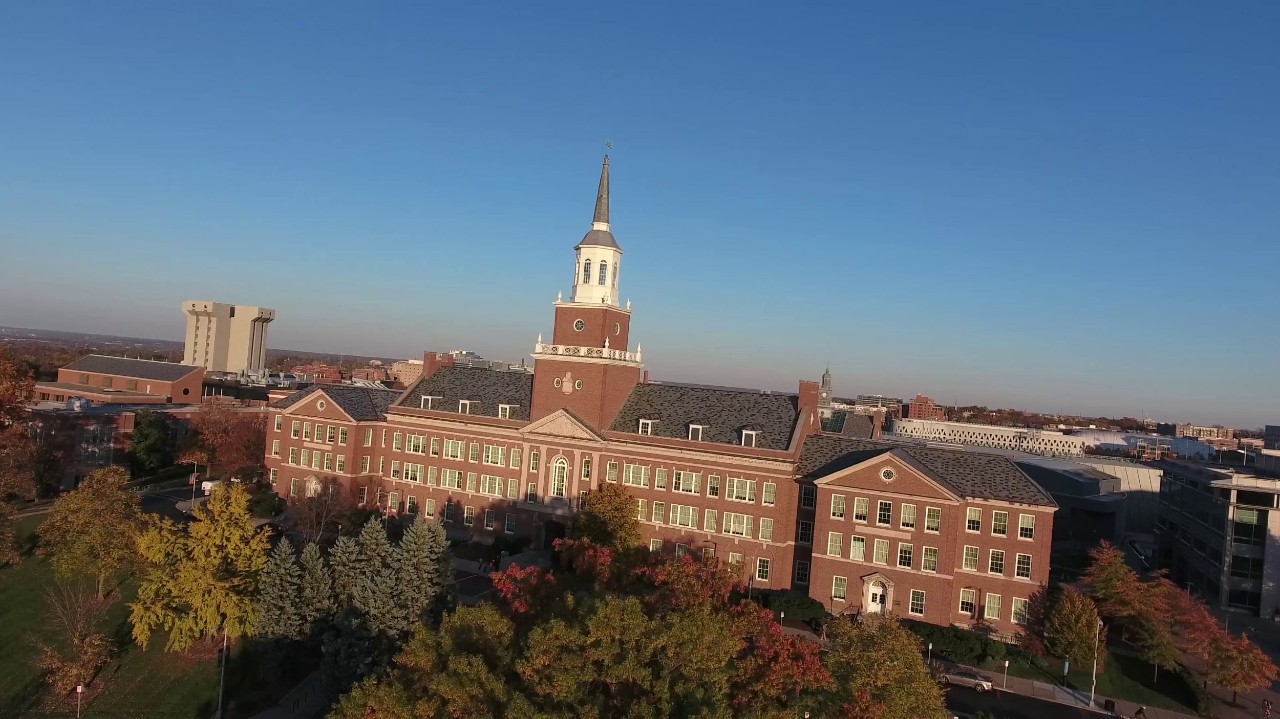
[1, 3, 1277, 427]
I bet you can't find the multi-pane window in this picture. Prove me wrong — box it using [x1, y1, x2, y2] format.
[443, 440, 464, 460]
[673, 471, 700, 494]
[466, 473, 477, 492]
[959, 588, 977, 615]
[966, 507, 982, 532]
[303, 422, 311, 440]
[390, 460, 401, 479]
[1012, 598, 1029, 625]
[801, 484, 816, 509]
[703, 547, 715, 559]
[925, 507, 941, 532]
[707, 475, 720, 497]
[300, 449, 310, 467]
[469, 442, 480, 462]
[922, 547, 938, 572]
[985, 593, 1002, 621]
[755, 558, 770, 582]
[406, 495, 418, 514]
[393, 433, 403, 451]
[405, 435, 424, 454]
[688, 425, 705, 442]
[794, 560, 810, 585]
[606, 461, 619, 482]
[669, 504, 698, 529]
[909, 589, 926, 616]
[898, 543, 913, 568]
[510, 447, 521, 468]
[853, 497, 868, 521]
[832, 576, 848, 600]
[798, 520, 813, 545]
[498, 404, 515, 419]
[827, 532, 843, 557]
[759, 517, 773, 541]
[440, 469, 463, 490]
[1019, 514, 1035, 539]
[623, 464, 649, 487]
[762, 483, 776, 506]
[655, 468, 668, 489]
[357, 486, 368, 505]
[850, 536, 866, 561]
[704, 508, 718, 532]
[419, 396, 437, 410]
[360, 455, 370, 473]
[742, 430, 759, 447]
[582, 457, 593, 480]
[551, 459, 568, 498]
[873, 539, 889, 565]
[403, 463, 423, 482]
[530, 450, 540, 472]
[831, 495, 846, 519]
[464, 506, 475, 526]
[728, 553, 743, 567]
[526, 482, 537, 502]
[327, 426, 337, 444]
[962, 545, 979, 571]
[274, 415, 283, 432]
[289, 447, 299, 465]
[458, 400, 472, 414]
[989, 549, 1005, 575]
[649, 538, 662, 552]
[723, 512, 752, 537]
[652, 501, 666, 523]
[425, 498, 436, 516]
[727, 478, 756, 502]
[638, 419, 654, 435]
[507, 478, 519, 499]
[269, 468, 278, 485]
[877, 500, 892, 526]
[363, 428, 373, 447]
[444, 502, 456, 522]
[289, 478, 299, 497]
[483, 509, 495, 530]
[481, 475, 503, 496]
[1015, 553, 1032, 579]
[311, 452, 321, 470]
[482, 445, 505, 465]
[271, 440, 280, 457]
[992, 511, 1008, 537]
[900, 504, 917, 529]
[505, 514, 517, 534]
[428, 467, 438, 485]
[338, 428, 348, 445]
[675, 544, 687, 559]
[291, 420, 301, 439]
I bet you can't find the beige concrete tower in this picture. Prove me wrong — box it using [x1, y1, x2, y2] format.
[183, 301, 275, 373]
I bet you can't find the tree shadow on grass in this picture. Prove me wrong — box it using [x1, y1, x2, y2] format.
[0, 675, 46, 718]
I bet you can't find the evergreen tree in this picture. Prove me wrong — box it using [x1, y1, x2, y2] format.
[129, 410, 172, 473]
[349, 519, 404, 635]
[255, 538, 305, 641]
[397, 517, 452, 625]
[298, 542, 334, 638]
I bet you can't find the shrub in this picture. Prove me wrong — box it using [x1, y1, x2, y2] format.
[758, 590, 830, 625]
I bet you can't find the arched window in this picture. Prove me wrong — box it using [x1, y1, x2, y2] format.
[582, 260, 592, 285]
[598, 260, 608, 285]
[551, 458, 568, 498]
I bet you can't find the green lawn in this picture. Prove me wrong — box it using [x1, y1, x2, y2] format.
[0, 514, 225, 718]
[981, 642, 1200, 714]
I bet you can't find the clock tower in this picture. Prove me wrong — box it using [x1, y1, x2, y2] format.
[529, 155, 644, 428]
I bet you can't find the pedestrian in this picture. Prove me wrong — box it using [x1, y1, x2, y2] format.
[1263, 698, 1273, 718]
[1134, 706, 1147, 719]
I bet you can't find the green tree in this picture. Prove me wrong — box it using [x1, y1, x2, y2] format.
[130, 484, 271, 651]
[129, 410, 172, 473]
[1134, 611, 1180, 682]
[255, 538, 305, 641]
[1081, 540, 1144, 628]
[396, 517, 452, 623]
[573, 482, 640, 550]
[0, 350, 38, 566]
[820, 614, 946, 719]
[1043, 587, 1103, 670]
[38, 465, 143, 598]
[299, 542, 335, 641]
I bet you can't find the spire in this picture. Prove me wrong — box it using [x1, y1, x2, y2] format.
[592, 155, 610, 229]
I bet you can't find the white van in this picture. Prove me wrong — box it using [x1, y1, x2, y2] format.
[201, 479, 224, 496]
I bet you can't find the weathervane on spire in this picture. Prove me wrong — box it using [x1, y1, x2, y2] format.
[604, 139, 613, 160]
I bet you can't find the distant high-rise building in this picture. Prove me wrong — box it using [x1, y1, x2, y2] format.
[183, 301, 275, 374]
[907, 394, 948, 421]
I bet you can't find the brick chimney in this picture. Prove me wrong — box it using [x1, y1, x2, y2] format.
[421, 351, 455, 380]
[796, 379, 823, 441]
[871, 407, 887, 440]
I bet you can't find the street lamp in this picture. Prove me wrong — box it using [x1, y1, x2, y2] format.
[1003, 659, 1009, 690]
[927, 642, 933, 665]
[779, 611, 785, 626]
[76, 685, 83, 718]
[1089, 618, 1103, 707]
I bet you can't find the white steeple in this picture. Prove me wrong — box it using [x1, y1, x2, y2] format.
[570, 155, 623, 307]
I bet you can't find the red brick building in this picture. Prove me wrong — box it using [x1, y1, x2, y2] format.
[264, 157, 1056, 636]
[33, 355, 205, 405]
[907, 394, 948, 421]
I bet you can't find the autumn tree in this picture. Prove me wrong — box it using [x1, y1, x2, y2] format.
[1043, 587, 1104, 670]
[573, 482, 640, 550]
[185, 402, 267, 477]
[1081, 540, 1144, 628]
[38, 465, 143, 598]
[1208, 632, 1279, 704]
[281, 476, 353, 543]
[129, 410, 172, 473]
[820, 614, 946, 719]
[0, 349, 38, 566]
[130, 484, 271, 651]
[1018, 584, 1052, 656]
[33, 580, 116, 699]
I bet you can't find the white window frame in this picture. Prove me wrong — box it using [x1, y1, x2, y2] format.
[922, 546, 938, 573]
[831, 495, 846, 519]
[1019, 514, 1036, 540]
[925, 506, 941, 532]
[274, 415, 282, 432]
[755, 558, 770, 582]
[1012, 597, 1029, 625]
[498, 404, 517, 419]
[669, 504, 698, 529]
[876, 500, 892, 526]
[727, 477, 756, 503]
[898, 542, 913, 569]
[419, 395, 438, 410]
[761, 482, 776, 506]
[827, 532, 842, 557]
[900, 503, 917, 530]
[992, 510, 1009, 537]
[443, 439, 463, 460]
[271, 439, 280, 457]
[723, 512, 752, 537]
[623, 463, 649, 487]
[688, 424, 705, 442]
[463, 506, 475, 526]
[673, 471, 700, 495]
[551, 458, 568, 498]
[850, 536, 865, 561]
[794, 560, 810, 585]
[1015, 553, 1032, 579]
[959, 588, 976, 615]
[985, 593, 1002, 621]
[741, 430, 759, 448]
[989, 549, 1005, 575]
[909, 589, 926, 616]
[962, 545, 979, 571]
[505, 513, 517, 534]
[638, 419, 654, 435]
[966, 507, 982, 532]
[873, 538, 889, 565]
[291, 420, 301, 439]
[832, 576, 848, 601]
[458, 399, 472, 414]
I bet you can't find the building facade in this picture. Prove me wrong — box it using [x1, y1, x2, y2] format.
[183, 300, 275, 374]
[1175, 424, 1236, 441]
[906, 394, 948, 422]
[263, 156, 1056, 636]
[889, 418, 1086, 457]
[32, 355, 205, 405]
[391, 359, 424, 386]
[1264, 426, 1280, 451]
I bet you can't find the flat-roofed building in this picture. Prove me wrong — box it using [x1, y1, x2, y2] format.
[183, 301, 275, 374]
[32, 354, 204, 405]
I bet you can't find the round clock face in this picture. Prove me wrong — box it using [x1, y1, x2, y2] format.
[574, 319, 585, 331]
[614, 323, 621, 335]
[880, 468, 896, 483]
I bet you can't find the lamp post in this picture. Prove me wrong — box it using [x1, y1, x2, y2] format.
[1003, 659, 1009, 690]
[1089, 618, 1103, 707]
[779, 611, 785, 626]
[189, 462, 201, 513]
[927, 642, 933, 666]
[216, 630, 228, 718]
[76, 685, 83, 718]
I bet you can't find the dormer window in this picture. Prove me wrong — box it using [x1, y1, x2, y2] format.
[742, 430, 759, 448]
[498, 404, 517, 420]
[458, 400, 473, 414]
[688, 424, 705, 442]
[638, 419, 654, 436]
[420, 395, 440, 410]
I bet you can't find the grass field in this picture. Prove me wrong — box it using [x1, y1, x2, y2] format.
[0, 514, 223, 718]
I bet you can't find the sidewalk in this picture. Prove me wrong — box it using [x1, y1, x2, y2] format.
[996, 671, 1195, 718]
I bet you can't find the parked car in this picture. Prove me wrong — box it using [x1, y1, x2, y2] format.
[201, 479, 224, 496]
[940, 668, 993, 692]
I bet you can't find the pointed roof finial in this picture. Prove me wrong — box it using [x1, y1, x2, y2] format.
[593, 151, 610, 227]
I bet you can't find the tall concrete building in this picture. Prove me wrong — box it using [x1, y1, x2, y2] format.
[183, 301, 275, 374]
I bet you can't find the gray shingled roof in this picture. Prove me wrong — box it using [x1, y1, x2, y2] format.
[396, 366, 534, 420]
[609, 383, 799, 450]
[64, 354, 201, 382]
[273, 384, 401, 421]
[798, 435, 1056, 507]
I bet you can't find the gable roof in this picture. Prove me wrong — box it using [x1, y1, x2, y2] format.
[273, 384, 401, 422]
[821, 410, 876, 439]
[798, 435, 1056, 507]
[64, 354, 201, 382]
[609, 383, 799, 450]
[396, 366, 534, 420]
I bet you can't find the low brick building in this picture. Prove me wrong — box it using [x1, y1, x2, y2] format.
[264, 156, 1056, 634]
[33, 355, 204, 405]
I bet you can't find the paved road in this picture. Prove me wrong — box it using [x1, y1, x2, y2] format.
[947, 686, 1111, 718]
[141, 486, 199, 522]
